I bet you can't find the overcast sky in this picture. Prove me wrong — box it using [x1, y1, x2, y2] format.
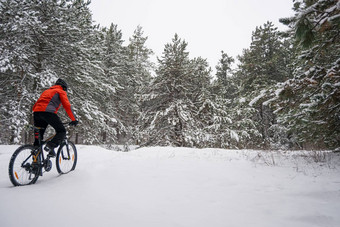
[89, 0, 295, 70]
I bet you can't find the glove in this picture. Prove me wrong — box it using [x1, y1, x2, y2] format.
[69, 120, 79, 126]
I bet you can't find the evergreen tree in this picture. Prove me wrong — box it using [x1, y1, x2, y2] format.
[233, 21, 294, 148]
[213, 51, 236, 99]
[127, 25, 154, 86]
[272, 0, 340, 150]
[100, 23, 129, 143]
[68, 24, 117, 144]
[139, 34, 211, 147]
[237, 21, 293, 93]
[0, 0, 116, 144]
[127, 26, 154, 143]
[209, 54, 262, 148]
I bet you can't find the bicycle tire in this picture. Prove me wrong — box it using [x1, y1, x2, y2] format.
[8, 145, 41, 186]
[56, 140, 77, 174]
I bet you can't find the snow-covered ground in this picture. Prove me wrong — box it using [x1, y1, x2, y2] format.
[1, 145, 340, 227]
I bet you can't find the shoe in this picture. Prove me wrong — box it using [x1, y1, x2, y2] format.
[44, 144, 56, 157]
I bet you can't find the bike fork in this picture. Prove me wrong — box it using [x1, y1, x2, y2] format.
[62, 140, 71, 160]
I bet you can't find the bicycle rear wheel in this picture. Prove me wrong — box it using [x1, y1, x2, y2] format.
[56, 141, 77, 174]
[8, 145, 41, 186]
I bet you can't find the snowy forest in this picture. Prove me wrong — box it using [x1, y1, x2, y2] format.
[0, 0, 339, 151]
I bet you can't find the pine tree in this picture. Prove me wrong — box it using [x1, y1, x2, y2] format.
[272, 0, 340, 150]
[238, 21, 293, 93]
[127, 25, 154, 86]
[100, 23, 129, 143]
[233, 21, 294, 148]
[126, 26, 154, 143]
[0, 0, 116, 144]
[67, 24, 118, 144]
[213, 51, 236, 99]
[208, 52, 262, 149]
[139, 34, 212, 147]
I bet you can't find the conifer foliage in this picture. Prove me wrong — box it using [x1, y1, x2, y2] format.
[139, 34, 211, 147]
[272, 0, 340, 149]
[0, 0, 101, 143]
[1, 0, 338, 151]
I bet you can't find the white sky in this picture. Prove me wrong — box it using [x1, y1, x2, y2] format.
[89, 0, 295, 70]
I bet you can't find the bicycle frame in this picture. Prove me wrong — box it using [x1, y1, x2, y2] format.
[60, 139, 72, 160]
[31, 124, 73, 175]
[9, 122, 77, 186]
[30, 127, 54, 175]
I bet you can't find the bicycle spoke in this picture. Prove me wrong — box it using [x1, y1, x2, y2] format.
[56, 141, 77, 174]
[9, 145, 40, 186]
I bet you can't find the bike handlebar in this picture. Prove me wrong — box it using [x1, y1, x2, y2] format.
[62, 121, 79, 126]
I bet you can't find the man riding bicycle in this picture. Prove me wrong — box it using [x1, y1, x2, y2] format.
[33, 78, 78, 157]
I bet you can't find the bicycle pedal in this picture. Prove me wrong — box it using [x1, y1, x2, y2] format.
[46, 148, 56, 157]
[47, 153, 56, 158]
[44, 160, 52, 172]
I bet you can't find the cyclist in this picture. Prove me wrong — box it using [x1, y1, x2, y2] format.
[32, 78, 78, 157]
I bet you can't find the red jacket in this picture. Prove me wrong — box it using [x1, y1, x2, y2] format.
[33, 85, 76, 121]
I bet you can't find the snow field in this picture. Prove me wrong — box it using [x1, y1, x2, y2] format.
[0, 145, 340, 227]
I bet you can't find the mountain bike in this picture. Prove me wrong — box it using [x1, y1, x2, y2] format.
[8, 123, 78, 186]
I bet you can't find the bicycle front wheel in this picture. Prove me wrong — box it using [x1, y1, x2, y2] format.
[56, 141, 77, 174]
[8, 145, 41, 186]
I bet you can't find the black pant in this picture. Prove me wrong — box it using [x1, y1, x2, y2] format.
[33, 112, 66, 148]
